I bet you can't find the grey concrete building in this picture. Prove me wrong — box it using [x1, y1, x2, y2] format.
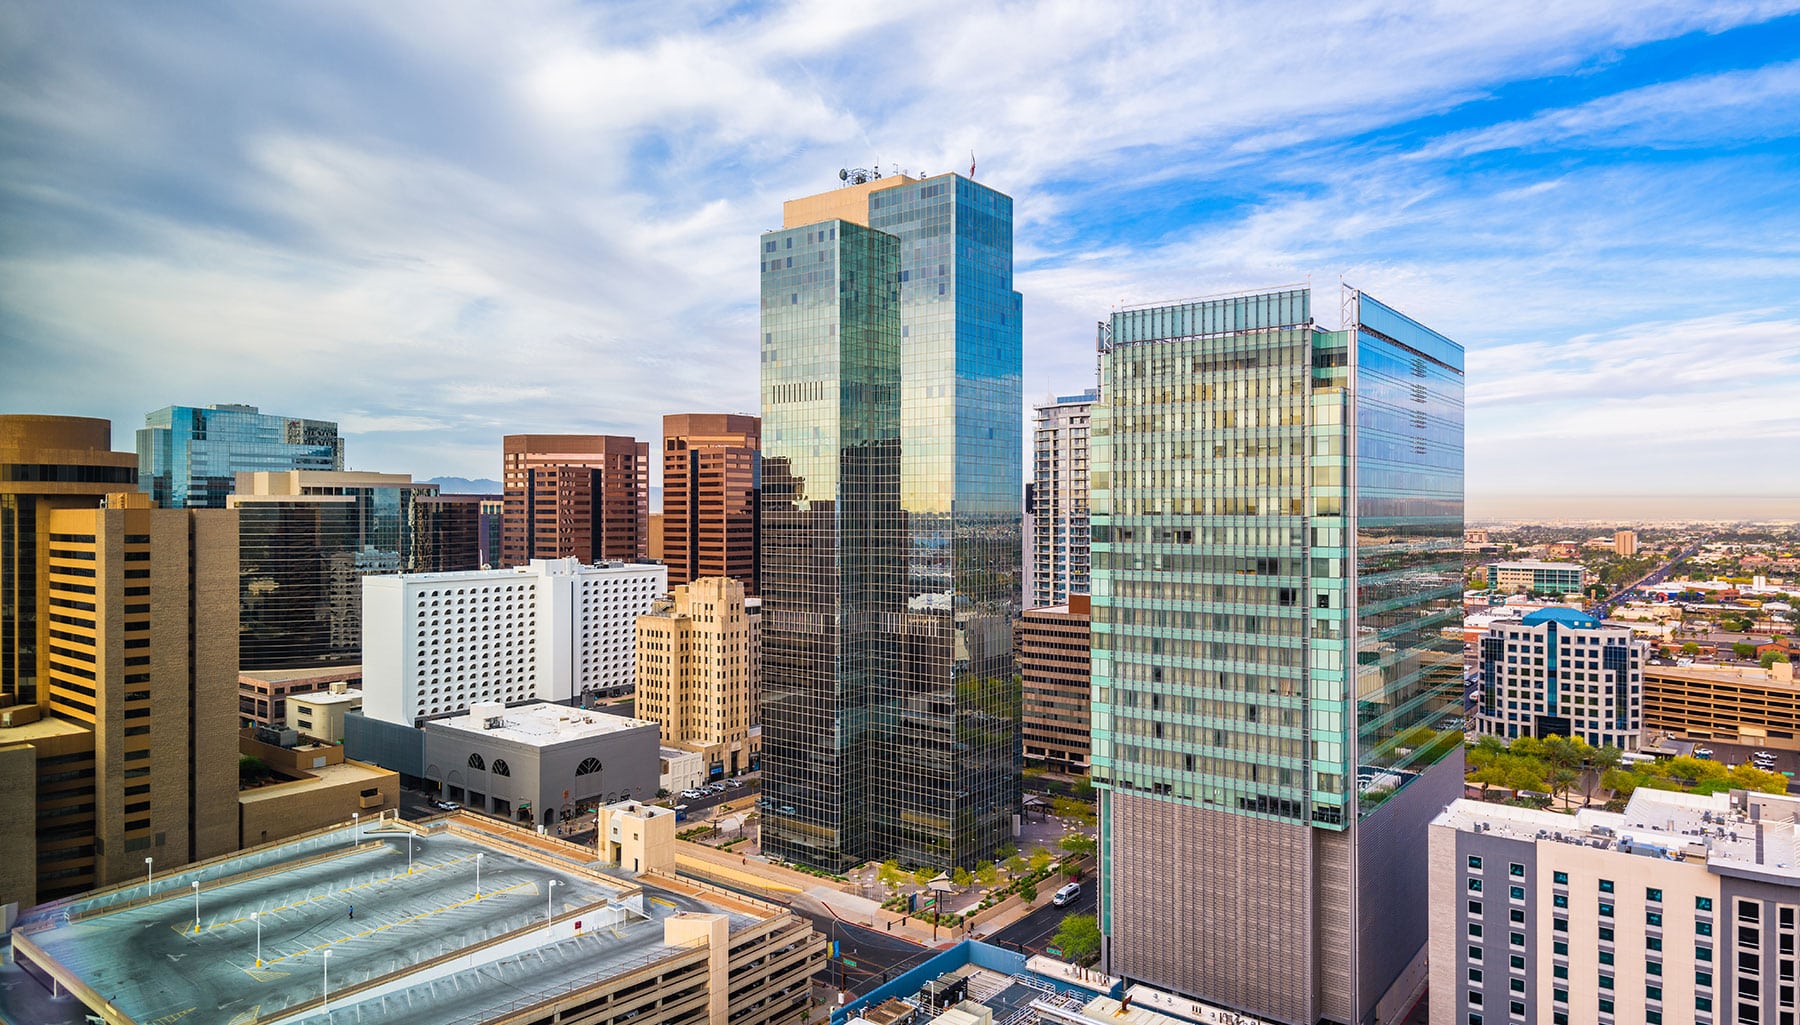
[423, 702, 658, 827]
[1430, 786, 1800, 1025]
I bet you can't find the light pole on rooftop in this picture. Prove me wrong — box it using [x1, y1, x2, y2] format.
[191, 880, 200, 934]
[352, 812, 359, 846]
[547, 879, 559, 924]
[252, 911, 262, 967]
[322, 949, 332, 1013]
[144, 856, 153, 893]
[475, 853, 483, 898]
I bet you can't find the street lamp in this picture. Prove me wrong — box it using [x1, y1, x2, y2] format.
[252, 911, 262, 967]
[407, 839, 415, 875]
[475, 853, 483, 898]
[191, 880, 201, 935]
[352, 812, 360, 846]
[546, 879, 559, 924]
[144, 856, 153, 893]
[322, 949, 332, 1013]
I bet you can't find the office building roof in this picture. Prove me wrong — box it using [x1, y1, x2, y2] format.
[429, 702, 655, 746]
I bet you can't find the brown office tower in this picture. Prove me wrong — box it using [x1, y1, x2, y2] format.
[661, 414, 760, 593]
[1, 416, 139, 709]
[1018, 595, 1092, 775]
[2, 490, 237, 911]
[501, 435, 648, 566]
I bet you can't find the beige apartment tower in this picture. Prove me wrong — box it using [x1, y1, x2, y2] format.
[1614, 529, 1638, 556]
[635, 577, 760, 778]
[2, 490, 238, 911]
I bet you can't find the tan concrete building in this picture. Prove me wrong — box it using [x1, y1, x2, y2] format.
[1019, 595, 1092, 774]
[636, 577, 760, 779]
[1644, 659, 1800, 750]
[286, 682, 362, 744]
[1614, 529, 1639, 556]
[1, 490, 239, 911]
[661, 414, 760, 593]
[1, 415, 138, 707]
[501, 434, 648, 566]
[238, 728, 397, 848]
[595, 799, 677, 875]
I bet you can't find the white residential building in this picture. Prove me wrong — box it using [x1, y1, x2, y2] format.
[1029, 389, 1096, 609]
[1475, 607, 1649, 750]
[362, 558, 667, 726]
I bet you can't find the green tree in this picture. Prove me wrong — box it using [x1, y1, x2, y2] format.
[878, 860, 905, 891]
[1763, 651, 1791, 669]
[975, 860, 998, 887]
[1005, 854, 1027, 877]
[1051, 913, 1102, 966]
[1072, 776, 1095, 801]
[1059, 834, 1097, 860]
[1018, 879, 1038, 905]
[1681, 642, 1702, 655]
[1734, 642, 1759, 660]
[951, 866, 973, 889]
[913, 865, 935, 886]
[1029, 850, 1053, 875]
[1601, 767, 1642, 798]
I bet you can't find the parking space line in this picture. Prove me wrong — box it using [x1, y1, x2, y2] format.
[254, 879, 534, 969]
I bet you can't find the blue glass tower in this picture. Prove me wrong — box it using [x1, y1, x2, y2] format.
[1091, 287, 1464, 1024]
[760, 173, 1023, 871]
[138, 403, 343, 508]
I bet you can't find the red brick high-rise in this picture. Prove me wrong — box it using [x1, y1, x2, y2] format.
[661, 414, 759, 593]
[501, 435, 647, 566]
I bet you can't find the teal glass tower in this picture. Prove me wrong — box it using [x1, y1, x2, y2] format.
[760, 173, 1023, 871]
[1091, 287, 1464, 1025]
[138, 403, 343, 509]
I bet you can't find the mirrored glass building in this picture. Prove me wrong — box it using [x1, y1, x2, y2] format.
[137, 404, 343, 509]
[759, 172, 1022, 871]
[1091, 287, 1464, 1025]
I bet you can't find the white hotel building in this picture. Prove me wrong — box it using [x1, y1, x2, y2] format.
[362, 558, 666, 726]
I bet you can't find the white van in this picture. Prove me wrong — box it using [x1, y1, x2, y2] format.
[1052, 882, 1081, 906]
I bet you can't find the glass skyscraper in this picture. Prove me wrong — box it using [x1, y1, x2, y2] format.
[138, 403, 343, 509]
[1091, 287, 1464, 1025]
[760, 173, 1022, 871]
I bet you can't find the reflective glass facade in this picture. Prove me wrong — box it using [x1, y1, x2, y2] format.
[760, 174, 1023, 871]
[758, 219, 902, 871]
[137, 404, 343, 509]
[1091, 287, 1463, 1023]
[235, 499, 364, 671]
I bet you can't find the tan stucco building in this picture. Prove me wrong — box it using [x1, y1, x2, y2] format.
[238, 728, 397, 848]
[636, 577, 760, 778]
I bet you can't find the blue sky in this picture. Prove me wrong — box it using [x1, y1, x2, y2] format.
[3, 1, 1798, 518]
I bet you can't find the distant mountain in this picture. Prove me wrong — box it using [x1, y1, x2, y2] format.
[424, 476, 502, 494]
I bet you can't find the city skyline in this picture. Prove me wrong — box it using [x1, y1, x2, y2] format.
[3, 4, 1798, 520]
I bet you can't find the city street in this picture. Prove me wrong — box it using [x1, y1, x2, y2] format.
[986, 881, 1096, 955]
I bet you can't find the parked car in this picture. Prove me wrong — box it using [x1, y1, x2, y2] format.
[1694, 747, 1714, 759]
[434, 800, 460, 811]
[724, 778, 746, 789]
[1755, 751, 1776, 761]
[1052, 882, 1082, 906]
[681, 788, 705, 800]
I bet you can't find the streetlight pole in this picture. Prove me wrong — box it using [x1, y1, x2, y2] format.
[475, 853, 483, 898]
[322, 949, 332, 1013]
[407, 839, 415, 875]
[351, 813, 359, 847]
[191, 880, 200, 935]
[144, 856, 153, 894]
[252, 911, 262, 967]
[547, 879, 559, 925]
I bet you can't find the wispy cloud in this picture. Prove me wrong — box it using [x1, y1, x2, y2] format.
[1, 0, 1797, 515]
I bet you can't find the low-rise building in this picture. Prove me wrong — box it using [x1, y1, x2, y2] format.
[1429, 786, 1800, 1025]
[237, 728, 397, 848]
[1489, 561, 1588, 595]
[1475, 608, 1648, 749]
[422, 701, 659, 827]
[238, 664, 362, 728]
[1644, 659, 1800, 751]
[660, 746, 706, 795]
[285, 681, 362, 744]
[5, 815, 824, 1025]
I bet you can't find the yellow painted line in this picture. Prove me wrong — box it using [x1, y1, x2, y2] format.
[227, 1006, 263, 1024]
[172, 854, 485, 938]
[148, 1009, 196, 1025]
[258, 880, 533, 968]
